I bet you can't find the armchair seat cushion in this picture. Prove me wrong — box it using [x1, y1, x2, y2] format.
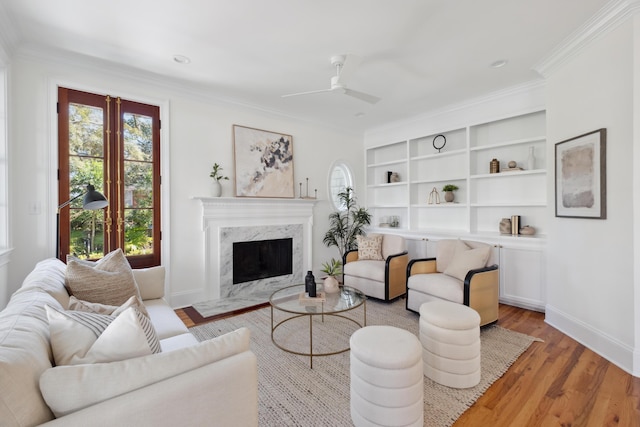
[407, 273, 463, 304]
[343, 260, 386, 282]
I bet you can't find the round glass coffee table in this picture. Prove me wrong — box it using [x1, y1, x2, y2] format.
[269, 283, 366, 368]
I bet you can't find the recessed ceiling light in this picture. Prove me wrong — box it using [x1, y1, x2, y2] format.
[173, 54, 191, 64]
[490, 59, 508, 69]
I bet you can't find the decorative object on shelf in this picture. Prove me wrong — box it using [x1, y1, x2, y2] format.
[555, 128, 606, 219]
[502, 162, 523, 172]
[508, 161, 517, 168]
[305, 270, 317, 297]
[428, 187, 440, 204]
[520, 225, 536, 235]
[490, 158, 500, 174]
[209, 163, 229, 197]
[320, 258, 342, 293]
[499, 218, 512, 234]
[299, 178, 317, 199]
[527, 146, 536, 170]
[511, 215, 520, 235]
[390, 172, 400, 183]
[323, 187, 371, 261]
[389, 216, 399, 227]
[233, 124, 294, 198]
[433, 134, 446, 153]
[442, 184, 458, 203]
[387, 171, 392, 183]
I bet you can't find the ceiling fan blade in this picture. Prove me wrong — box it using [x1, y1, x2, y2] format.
[343, 88, 381, 105]
[281, 88, 333, 98]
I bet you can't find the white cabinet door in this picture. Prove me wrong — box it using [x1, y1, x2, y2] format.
[499, 244, 545, 312]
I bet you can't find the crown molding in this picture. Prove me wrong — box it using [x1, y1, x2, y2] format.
[0, 2, 19, 65]
[534, 0, 640, 78]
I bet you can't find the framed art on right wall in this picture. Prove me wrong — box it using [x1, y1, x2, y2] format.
[555, 128, 606, 219]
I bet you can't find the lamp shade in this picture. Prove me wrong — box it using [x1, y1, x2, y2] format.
[82, 184, 108, 210]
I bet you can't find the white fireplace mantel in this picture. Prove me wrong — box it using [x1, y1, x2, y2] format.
[193, 197, 318, 300]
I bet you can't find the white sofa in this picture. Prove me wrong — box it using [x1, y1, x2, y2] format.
[0, 258, 258, 427]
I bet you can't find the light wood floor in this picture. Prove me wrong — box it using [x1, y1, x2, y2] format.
[176, 303, 640, 426]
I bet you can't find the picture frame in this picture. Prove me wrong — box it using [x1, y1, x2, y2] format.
[233, 125, 295, 198]
[555, 128, 606, 219]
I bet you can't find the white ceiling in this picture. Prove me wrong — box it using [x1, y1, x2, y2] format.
[0, 0, 611, 134]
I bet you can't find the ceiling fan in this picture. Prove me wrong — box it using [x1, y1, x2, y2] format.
[282, 55, 381, 105]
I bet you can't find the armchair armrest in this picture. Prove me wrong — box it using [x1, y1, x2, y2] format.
[343, 249, 359, 264]
[407, 258, 437, 276]
[464, 265, 499, 326]
[385, 251, 409, 300]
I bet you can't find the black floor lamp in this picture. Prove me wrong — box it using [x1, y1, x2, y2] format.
[56, 184, 108, 259]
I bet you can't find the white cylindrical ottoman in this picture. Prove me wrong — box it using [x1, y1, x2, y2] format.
[350, 325, 423, 427]
[419, 301, 481, 389]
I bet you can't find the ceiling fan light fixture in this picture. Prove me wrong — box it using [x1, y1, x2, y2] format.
[490, 59, 508, 69]
[173, 54, 191, 64]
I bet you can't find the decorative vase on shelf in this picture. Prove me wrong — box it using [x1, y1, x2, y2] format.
[444, 191, 454, 203]
[211, 181, 222, 197]
[499, 218, 512, 234]
[527, 146, 535, 170]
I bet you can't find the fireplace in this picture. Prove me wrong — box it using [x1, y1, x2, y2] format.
[233, 238, 293, 284]
[194, 197, 316, 303]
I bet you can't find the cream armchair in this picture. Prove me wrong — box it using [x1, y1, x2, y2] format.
[406, 239, 499, 326]
[343, 234, 408, 301]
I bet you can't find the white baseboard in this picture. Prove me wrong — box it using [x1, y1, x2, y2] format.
[545, 304, 636, 376]
[499, 296, 545, 313]
[169, 289, 207, 309]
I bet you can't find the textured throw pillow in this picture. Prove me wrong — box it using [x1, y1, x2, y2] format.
[66, 248, 142, 306]
[68, 294, 149, 317]
[443, 245, 491, 281]
[356, 234, 383, 260]
[46, 304, 161, 366]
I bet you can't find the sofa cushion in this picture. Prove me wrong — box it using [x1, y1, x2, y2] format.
[407, 273, 463, 303]
[443, 245, 491, 282]
[343, 259, 386, 282]
[356, 234, 383, 260]
[66, 248, 142, 306]
[46, 305, 161, 365]
[40, 327, 251, 418]
[132, 266, 165, 300]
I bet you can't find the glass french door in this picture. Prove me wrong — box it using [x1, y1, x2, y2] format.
[58, 87, 161, 267]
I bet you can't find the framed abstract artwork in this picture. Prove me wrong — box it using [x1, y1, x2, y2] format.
[232, 125, 294, 198]
[555, 128, 606, 219]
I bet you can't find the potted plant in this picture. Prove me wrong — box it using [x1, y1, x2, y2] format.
[442, 184, 459, 203]
[320, 258, 342, 293]
[209, 163, 229, 197]
[323, 187, 371, 262]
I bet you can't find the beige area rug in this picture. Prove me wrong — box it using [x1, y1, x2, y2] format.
[189, 298, 539, 426]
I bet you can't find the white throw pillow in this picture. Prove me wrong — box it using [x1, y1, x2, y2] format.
[443, 245, 491, 282]
[68, 295, 149, 317]
[65, 248, 142, 306]
[46, 304, 161, 366]
[356, 234, 383, 260]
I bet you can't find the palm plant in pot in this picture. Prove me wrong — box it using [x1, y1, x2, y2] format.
[209, 163, 229, 197]
[323, 187, 372, 262]
[442, 184, 459, 203]
[320, 258, 342, 293]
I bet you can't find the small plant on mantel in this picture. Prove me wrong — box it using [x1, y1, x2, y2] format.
[209, 163, 229, 182]
[442, 184, 459, 192]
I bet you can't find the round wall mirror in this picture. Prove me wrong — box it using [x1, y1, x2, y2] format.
[327, 160, 354, 211]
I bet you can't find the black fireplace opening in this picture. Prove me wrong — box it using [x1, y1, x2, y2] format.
[233, 238, 293, 284]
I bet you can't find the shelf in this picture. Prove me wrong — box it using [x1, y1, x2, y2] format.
[470, 136, 545, 151]
[368, 204, 407, 209]
[409, 148, 466, 161]
[411, 203, 467, 208]
[367, 158, 407, 168]
[368, 182, 407, 189]
[470, 202, 546, 207]
[470, 169, 545, 179]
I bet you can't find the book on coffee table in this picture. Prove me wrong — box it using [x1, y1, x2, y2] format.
[299, 292, 326, 303]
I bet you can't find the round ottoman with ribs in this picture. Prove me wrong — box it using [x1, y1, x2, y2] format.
[419, 300, 481, 389]
[349, 325, 423, 427]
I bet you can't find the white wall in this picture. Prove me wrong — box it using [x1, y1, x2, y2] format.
[545, 18, 638, 375]
[6, 51, 363, 308]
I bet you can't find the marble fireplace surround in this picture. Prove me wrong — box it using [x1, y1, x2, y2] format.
[194, 197, 317, 302]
